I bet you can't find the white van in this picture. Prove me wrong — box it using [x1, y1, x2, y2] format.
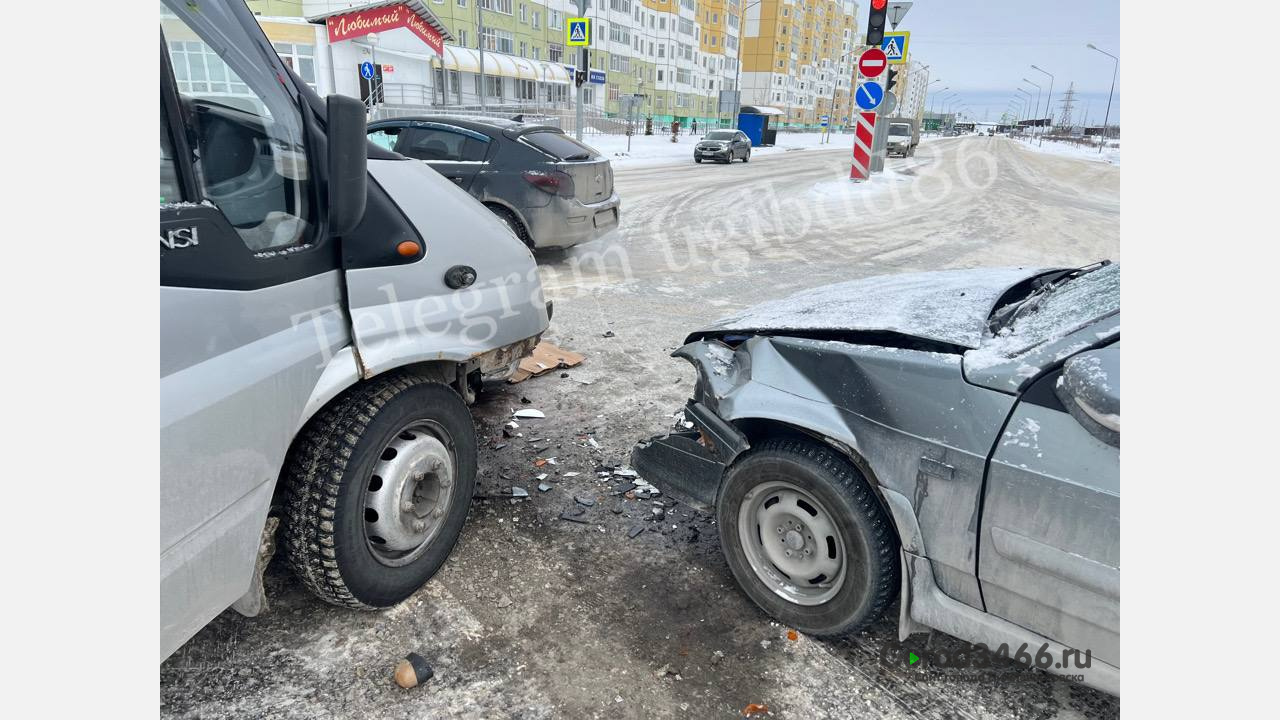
[160, 1, 549, 659]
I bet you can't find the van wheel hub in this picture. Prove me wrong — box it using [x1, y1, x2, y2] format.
[364, 420, 456, 566]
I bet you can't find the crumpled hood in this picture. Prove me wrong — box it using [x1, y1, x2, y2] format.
[688, 267, 1053, 349]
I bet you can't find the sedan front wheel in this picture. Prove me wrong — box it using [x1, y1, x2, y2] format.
[717, 437, 899, 636]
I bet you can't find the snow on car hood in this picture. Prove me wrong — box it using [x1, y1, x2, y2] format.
[691, 267, 1051, 349]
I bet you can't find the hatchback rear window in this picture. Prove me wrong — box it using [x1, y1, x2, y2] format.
[523, 131, 599, 161]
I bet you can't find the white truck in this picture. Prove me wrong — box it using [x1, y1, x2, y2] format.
[161, 0, 549, 659]
[885, 118, 919, 158]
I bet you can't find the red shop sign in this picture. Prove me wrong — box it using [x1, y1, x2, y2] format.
[326, 4, 443, 56]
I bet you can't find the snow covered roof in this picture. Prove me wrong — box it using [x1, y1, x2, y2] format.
[740, 105, 785, 116]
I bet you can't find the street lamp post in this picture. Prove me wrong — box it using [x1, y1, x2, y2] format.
[1010, 96, 1025, 133]
[941, 93, 959, 131]
[731, 0, 764, 129]
[1030, 64, 1054, 146]
[822, 45, 863, 143]
[1022, 78, 1041, 140]
[928, 84, 948, 134]
[1087, 43, 1118, 153]
[926, 79, 947, 134]
[1015, 88, 1033, 140]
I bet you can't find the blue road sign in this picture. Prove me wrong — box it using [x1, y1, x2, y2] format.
[855, 81, 884, 111]
[820, 115, 829, 127]
[881, 31, 910, 64]
[589, 69, 606, 84]
[360, 61, 375, 79]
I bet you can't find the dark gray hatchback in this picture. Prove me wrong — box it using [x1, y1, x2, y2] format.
[368, 116, 620, 249]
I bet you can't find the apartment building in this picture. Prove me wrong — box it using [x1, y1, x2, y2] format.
[740, 0, 860, 129]
[895, 58, 929, 124]
[242, 1, 884, 129]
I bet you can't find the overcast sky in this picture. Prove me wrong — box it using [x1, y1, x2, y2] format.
[887, 0, 1120, 125]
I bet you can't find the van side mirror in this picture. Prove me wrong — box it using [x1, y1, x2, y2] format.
[1055, 348, 1119, 448]
[326, 94, 368, 236]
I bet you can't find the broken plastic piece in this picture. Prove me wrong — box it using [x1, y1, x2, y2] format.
[394, 652, 435, 689]
[743, 703, 769, 717]
[513, 409, 546, 419]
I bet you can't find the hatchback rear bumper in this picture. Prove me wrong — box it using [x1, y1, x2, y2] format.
[525, 191, 622, 249]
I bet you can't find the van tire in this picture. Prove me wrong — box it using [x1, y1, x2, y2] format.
[282, 372, 477, 609]
[716, 437, 899, 637]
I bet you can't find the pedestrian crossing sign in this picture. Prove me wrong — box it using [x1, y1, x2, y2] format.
[567, 18, 590, 47]
[882, 31, 910, 64]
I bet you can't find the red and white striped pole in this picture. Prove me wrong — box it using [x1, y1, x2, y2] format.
[850, 111, 876, 181]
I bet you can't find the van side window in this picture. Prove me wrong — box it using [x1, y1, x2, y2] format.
[160, 108, 182, 204]
[161, 10, 313, 253]
[397, 127, 488, 162]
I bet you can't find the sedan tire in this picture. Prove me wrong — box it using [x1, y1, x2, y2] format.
[717, 437, 899, 637]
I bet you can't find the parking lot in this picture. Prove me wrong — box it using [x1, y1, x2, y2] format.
[160, 136, 1121, 719]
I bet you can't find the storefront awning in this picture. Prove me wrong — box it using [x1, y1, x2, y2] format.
[440, 46, 571, 85]
[307, 1, 454, 56]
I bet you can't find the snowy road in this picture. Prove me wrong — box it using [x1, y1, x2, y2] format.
[161, 136, 1121, 720]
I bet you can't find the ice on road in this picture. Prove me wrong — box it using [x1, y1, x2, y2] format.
[161, 134, 1120, 720]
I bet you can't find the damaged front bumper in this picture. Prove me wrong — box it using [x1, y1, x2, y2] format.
[631, 340, 754, 508]
[631, 400, 750, 508]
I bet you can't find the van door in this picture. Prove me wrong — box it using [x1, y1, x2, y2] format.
[393, 121, 492, 191]
[160, 2, 349, 660]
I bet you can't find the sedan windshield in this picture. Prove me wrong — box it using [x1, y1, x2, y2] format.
[986, 262, 1120, 356]
[705, 131, 737, 141]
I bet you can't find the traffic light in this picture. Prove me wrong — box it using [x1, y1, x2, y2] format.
[885, 67, 898, 93]
[867, 0, 888, 46]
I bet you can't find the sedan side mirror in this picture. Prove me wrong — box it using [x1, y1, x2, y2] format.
[1055, 348, 1119, 447]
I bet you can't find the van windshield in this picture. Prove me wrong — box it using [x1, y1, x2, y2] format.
[889, 125, 911, 136]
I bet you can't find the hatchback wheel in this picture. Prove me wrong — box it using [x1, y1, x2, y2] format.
[717, 438, 899, 636]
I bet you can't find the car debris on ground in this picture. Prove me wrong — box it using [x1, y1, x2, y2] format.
[507, 341, 585, 383]
[393, 653, 435, 690]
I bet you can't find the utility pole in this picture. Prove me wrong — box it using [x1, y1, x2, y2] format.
[733, 1, 762, 130]
[1087, 43, 1118, 153]
[1022, 78, 1040, 140]
[575, 0, 586, 140]
[476, 2, 485, 112]
[1030, 64, 1053, 146]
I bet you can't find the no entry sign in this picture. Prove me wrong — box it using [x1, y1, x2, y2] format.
[858, 48, 888, 79]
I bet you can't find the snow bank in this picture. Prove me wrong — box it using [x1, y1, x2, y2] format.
[579, 131, 845, 169]
[1013, 137, 1120, 166]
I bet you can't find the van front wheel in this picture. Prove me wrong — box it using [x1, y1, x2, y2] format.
[282, 373, 477, 609]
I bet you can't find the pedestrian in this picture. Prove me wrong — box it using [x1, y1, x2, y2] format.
[690, 119, 698, 136]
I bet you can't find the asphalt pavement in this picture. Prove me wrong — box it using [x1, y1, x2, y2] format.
[160, 136, 1121, 720]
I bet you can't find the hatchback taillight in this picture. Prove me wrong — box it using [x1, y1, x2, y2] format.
[523, 170, 575, 197]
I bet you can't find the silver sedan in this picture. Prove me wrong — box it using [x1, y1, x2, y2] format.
[634, 262, 1120, 694]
